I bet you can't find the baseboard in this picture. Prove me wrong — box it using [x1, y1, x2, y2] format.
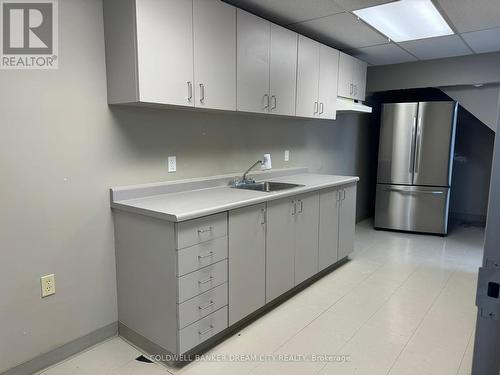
[450, 212, 487, 226]
[1, 322, 118, 375]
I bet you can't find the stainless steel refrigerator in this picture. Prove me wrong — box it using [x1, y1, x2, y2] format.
[374, 101, 458, 235]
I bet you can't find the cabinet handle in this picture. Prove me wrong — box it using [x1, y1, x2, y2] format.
[261, 208, 267, 225]
[342, 189, 346, 200]
[199, 83, 205, 104]
[349, 83, 353, 95]
[314, 101, 318, 114]
[271, 95, 277, 110]
[198, 251, 214, 260]
[197, 226, 213, 234]
[187, 81, 193, 102]
[354, 85, 357, 96]
[198, 301, 215, 310]
[292, 201, 297, 216]
[198, 325, 214, 335]
[198, 276, 214, 285]
[319, 102, 324, 115]
[264, 94, 270, 109]
[298, 200, 303, 213]
[337, 190, 341, 202]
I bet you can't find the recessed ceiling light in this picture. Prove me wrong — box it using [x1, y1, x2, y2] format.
[353, 0, 454, 42]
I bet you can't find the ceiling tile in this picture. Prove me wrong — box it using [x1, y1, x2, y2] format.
[435, 0, 500, 33]
[461, 27, 500, 54]
[290, 12, 389, 50]
[223, 0, 344, 25]
[399, 35, 472, 60]
[349, 43, 418, 65]
[332, 0, 397, 11]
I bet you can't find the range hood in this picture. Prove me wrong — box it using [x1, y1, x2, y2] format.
[336, 97, 372, 113]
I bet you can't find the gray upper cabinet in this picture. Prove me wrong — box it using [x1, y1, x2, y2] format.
[237, 10, 297, 116]
[338, 52, 367, 101]
[228, 204, 266, 325]
[237, 9, 270, 114]
[193, 0, 237, 111]
[294, 193, 320, 285]
[266, 197, 296, 303]
[318, 188, 340, 271]
[338, 184, 357, 259]
[103, 0, 236, 110]
[296, 36, 339, 120]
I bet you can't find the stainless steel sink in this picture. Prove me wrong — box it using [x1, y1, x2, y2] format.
[232, 181, 304, 192]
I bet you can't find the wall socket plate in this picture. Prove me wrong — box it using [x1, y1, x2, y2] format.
[284, 150, 290, 162]
[41, 274, 55, 297]
[167, 156, 176, 172]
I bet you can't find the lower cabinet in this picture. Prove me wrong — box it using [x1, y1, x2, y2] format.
[228, 204, 267, 325]
[265, 197, 296, 302]
[319, 188, 340, 270]
[318, 183, 357, 270]
[294, 192, 320, 285]
[338, 183, 357, 259]
[264, 192, 320, 303]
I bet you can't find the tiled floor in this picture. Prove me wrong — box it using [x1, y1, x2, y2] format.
[38, 219, 483, 375]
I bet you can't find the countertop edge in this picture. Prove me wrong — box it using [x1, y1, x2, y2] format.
[111, 175, 359, 222]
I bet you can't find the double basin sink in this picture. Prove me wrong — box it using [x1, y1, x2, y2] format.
[232, 181, 304, 193]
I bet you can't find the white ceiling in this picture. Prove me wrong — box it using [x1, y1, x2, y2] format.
[224, 0, 500, 66]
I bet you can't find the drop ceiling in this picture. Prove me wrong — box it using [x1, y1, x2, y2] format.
[224, 0, 500, 66]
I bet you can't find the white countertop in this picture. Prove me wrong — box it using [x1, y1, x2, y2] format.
[111, 171, 359, 222]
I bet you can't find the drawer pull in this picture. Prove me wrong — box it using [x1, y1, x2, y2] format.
[198, 301, 215, 310]
[198, 325, 214, 335]
[197, 226, 213, 234]
[198, 251, 214, 260]
[198, 276, 214, 285]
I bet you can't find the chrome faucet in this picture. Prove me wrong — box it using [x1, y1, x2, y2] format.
[237, 160, 263, 185]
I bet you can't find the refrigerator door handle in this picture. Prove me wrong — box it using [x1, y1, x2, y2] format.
[409, 116, 417, 173]
[414, 116, 423, 175]
[383, 187, 444, 195]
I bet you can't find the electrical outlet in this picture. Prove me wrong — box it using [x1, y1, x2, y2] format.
[41, 274, 55, 297]
[167, 156, 176, 172]
[284, 150, 290, 162]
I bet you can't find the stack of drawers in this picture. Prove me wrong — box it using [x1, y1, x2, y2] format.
[176, 212, 229, 353]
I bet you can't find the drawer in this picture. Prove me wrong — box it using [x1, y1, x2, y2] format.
[179, 307, 228, 354]
[178, 283, 228, 329]
[176, 213, 227, 249]
[178, 260, 227, 303]
[177, 237, 228, 276]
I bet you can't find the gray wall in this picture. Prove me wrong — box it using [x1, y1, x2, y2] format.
[0, 0, 376, 371]
[450, 108, 495, 224]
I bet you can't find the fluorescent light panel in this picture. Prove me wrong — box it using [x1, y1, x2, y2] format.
[353, 0, 454, 42]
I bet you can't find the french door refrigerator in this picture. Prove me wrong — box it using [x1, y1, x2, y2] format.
[374, 101, 458, 235]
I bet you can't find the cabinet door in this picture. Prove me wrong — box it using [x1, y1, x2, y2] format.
[136, 0, 194, 106]
[319, 189, 340, 271]
[337, 52, 354, 99]
[269, 24, 298, 116]
[318, 45, 339, 120]
[266, 198, 295, 303]
[228, 204, 266, 325]
[296, 35, 320, 118]
[193, 0, 236, 111]
[294, 193, 320, 285]
[354, 59, 367, 101]
[237, 9, 270, 113]
[338, 184, 357, 259]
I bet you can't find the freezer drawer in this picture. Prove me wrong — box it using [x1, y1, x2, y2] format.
[374, 184, 450, 235]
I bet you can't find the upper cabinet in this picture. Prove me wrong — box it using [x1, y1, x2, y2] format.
[338, 52, 368, 101]
[237, 10, 297, 116]
[103, 0, 366, 118]
[193, 0, 237, 110]
[296, 36, 339, 120]
[104, 0, 236, 111]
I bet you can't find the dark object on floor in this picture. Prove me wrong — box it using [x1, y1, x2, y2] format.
[135, 355, 153, 363]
